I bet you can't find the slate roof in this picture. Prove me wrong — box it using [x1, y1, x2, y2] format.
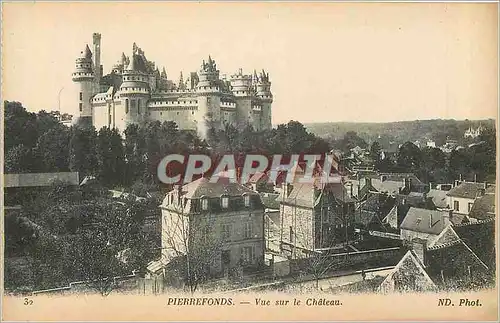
[446, 182, 488, 199]
[469, 193, 495, 220]
[425, 241, 491, 288]
[259, 192, 281, 210]
[355, 193, 396, 227]
[453, 219, 495, 269]
[283, 180, 355, 208]
[181, 177, 257, 199]
[400, 207, 448, 235]
[248, 172, 268, 184]
[371, 179, 405, 195]
[427, 189, 449, 209]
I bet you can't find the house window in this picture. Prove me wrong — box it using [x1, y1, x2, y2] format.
[241, 246, 255, 264]
[244, 194, 250, 207]
[453, 200, 459, 211]
[221, 196, 229, 209]
[79, 92, 83, 101]
[79, 103, 83, 112]
[243, 222, 253, 239]
[468, 203, 473, 212]
[222, 224, 232, 241]
[201, 198, 208, 211]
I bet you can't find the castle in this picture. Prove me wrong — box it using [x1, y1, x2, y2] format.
[72, 33, 273, 138]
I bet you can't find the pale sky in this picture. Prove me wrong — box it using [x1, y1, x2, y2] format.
[2, 2, 498, 124]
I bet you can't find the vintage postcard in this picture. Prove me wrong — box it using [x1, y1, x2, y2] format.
[1, 1, 498, 321]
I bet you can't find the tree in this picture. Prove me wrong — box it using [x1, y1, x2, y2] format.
[4, 144, 35, 173]
[396, 142, 422, 173]
[162, 201, 224, 294]
[4, 101, 39, 152]
[69, 125, 98, 177]
[33, 127, 71, 172]
[96, 127, 126, 187]
[370, 141, 382, 162]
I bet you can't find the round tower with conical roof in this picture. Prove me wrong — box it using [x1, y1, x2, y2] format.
[72, 44, 96, 125]
[196, 56, 222, 138]
[118, 50, 150, 129]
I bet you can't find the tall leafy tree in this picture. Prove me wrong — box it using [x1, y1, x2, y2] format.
[69, 125, 98, 177]
[96, 127, 126, 187]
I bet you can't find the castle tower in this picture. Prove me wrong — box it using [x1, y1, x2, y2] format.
[231, 68, 253, 128]
[256, 69, 273, 130]
[119, 50, 150, 129]
[72, 44, 95, 125]
[196, 56, 222, 138]
[92, 33, 102, 89]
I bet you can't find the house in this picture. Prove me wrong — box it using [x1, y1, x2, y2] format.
[378, 248, 437, 293]
[399, 207, 450, 242]
[446, 182, 489, 215]
[378, 221, 494, 293]
[354, 192, 396, 231]
[468, 185, 495, 221]
[280, 176, 356, 258]
[159, 176, 266, 278]
[427, 188, 450, 210]
[425, 226, 493, 291]
[247, 171, 271, 192]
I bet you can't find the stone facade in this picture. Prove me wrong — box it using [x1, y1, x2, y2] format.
[72, 33, 273, 137]
[159, 178, 266, 276]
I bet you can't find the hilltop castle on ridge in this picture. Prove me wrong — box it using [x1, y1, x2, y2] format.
[72, 33, 273, 137]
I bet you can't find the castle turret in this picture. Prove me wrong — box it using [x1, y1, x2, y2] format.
[230, 68, 253, 128]
[72, 44, 95, 124]
[196, 56, 222, 138]
[119, 50, 150, 128]
[256, 69, 273, 130]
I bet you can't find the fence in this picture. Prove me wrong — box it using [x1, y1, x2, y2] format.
[31, 273, 137, 296]
[289, 247, 403, 275]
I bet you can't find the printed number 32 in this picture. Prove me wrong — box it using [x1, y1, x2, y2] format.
[24, 298, 33, 305]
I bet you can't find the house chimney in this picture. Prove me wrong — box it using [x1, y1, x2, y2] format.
[474, 174, 477, 182]
[429, 182, 433, 191]
[443, 210, 452, 226]
[454, 180, 459, 187]
[411, 238, 427, 265]
[459, 174, 463, 181]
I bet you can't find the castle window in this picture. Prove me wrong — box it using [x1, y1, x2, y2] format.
[160, 112, 162, 116]
[125, 99, 129, 114]
[79, 103, 83, 112]
[79, 92, 83, 101]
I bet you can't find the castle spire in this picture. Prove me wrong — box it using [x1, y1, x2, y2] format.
[80, 44, 92, 59]
[127, 50, 136, 71]
[178, 71, 185, 89]
[161, 67, 167, 79]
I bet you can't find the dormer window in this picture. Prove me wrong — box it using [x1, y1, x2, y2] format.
[221, 196, 229, 209]
[201, 197, 209, 211]
[243, 194, 250, 207]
